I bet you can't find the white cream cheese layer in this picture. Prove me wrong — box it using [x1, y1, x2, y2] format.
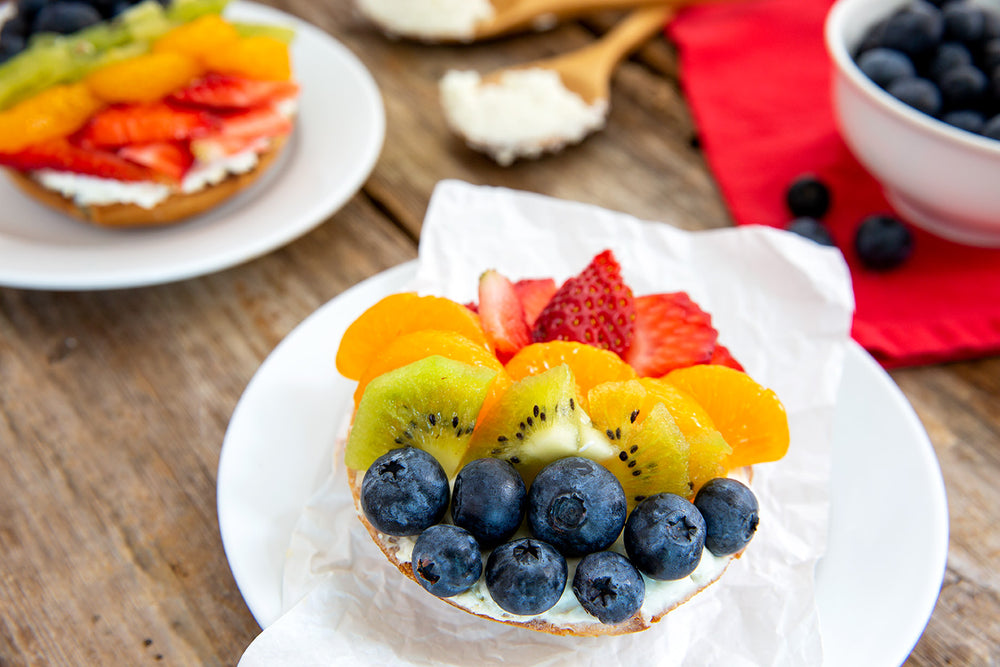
[440, 68, 608, 166]
[33, 148, 262, 210]
[356, 0, 494, 41]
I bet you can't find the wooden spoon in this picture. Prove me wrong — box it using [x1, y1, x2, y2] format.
[358, 0, 670, 43]
[489, 4, 674, 103]
[440, 6, 674, 164]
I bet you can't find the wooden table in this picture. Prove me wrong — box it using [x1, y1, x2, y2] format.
[1, 2, 997, 665]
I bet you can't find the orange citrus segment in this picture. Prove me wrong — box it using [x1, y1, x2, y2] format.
[637, 378, 732, 493]
[504, 341, 636, 410]
[0, 84, 103, 153]
[336, 293, 492, 380]
[153, 14, 241, 63]
[203, 35, 291, 81]
[665, 364, 790, 469]
[86, 52, 204, 104]
[353, 330, 503, 409]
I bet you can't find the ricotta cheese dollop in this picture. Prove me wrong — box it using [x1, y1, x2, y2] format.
[355, 0, 494, 41]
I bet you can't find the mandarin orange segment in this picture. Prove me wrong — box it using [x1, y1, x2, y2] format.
[353, 330, 504, 409]
[203, 35, 291, 81]
[665, 365, 789, 469]
[153, 14, 240, 63]
[86, 52, 204, 104]
[504, 341, 636, 410]
[336, 293, 492, 380]
[638, 377, 732, 493]
[0, 84, 103, 153]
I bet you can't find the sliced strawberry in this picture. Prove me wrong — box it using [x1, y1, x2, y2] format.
[710, 343, 745, 372]
[532, 250, 635, 357]
[478, 270, 531, 363]
[118, 142, 194, 182]
[513, 278, 557, 328]
[211, 105, 293, 141]
[0, 138, 154, 182]
[77, 103, 216, 149]
[170, 73, 300, 110]
[625, 292, 719, 376]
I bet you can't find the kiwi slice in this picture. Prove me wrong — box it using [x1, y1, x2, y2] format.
[462, 364, 615, 484]
[345, 356, 497, 476]
[608, 403, 691, 509]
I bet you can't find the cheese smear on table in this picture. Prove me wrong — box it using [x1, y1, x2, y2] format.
[355, 0, 494, 41]
[440, 68, 608, 166]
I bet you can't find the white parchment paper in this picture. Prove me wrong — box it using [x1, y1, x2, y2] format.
[239, 180, 855, 666]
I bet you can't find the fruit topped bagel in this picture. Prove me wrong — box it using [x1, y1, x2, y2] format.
[336, 250, 790, 636]
[0, 0, 299, 227]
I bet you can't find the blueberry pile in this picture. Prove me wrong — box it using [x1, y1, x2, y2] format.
[0, 0, 167, 63]
[783, 174, 914, 270]
[854, 0, 1000, 140]
[360, 447, 760, 624]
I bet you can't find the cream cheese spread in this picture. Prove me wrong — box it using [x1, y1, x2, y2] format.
[33, 147, 262, 209]
[440, 68, 608, 166]
[356, 0, 495, 41]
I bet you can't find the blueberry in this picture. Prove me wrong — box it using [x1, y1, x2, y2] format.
[887, 76, 943, 115]
[939, 64, 987, 108]
[927, 42, 972, 83]
[0, 21, 27, 62]
[942, 1, 986, 43]
[881, 5, 943, 57]
[858, 47, 915, 89]
[787, 217, 836, 247]
[984, 10, 1000, 40]
[571, 551, 645, 625]
[979, 38, 1000, 73]
[983, 113, 1000, 139]
[485, 538, 567, 615]
[411, 524, 483, 598]
[360, 447, 450, 536]
[855, 215, 914, 270]
[855, 18, 889, 58]
[942, 108, 986, 132]
[452, 458, 526, 548]
[16, 0, 50, 22]
[785, 174, 832, 218]
[527, 457, 627, 558]
[32, 1, 101, 34]
[624, 493, 706, 581]
[693, 478, 760, 557]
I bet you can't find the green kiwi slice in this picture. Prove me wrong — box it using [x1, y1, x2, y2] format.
[606, 403, 692, 509]
[345, 355, 497, 476]
[462, 364, 614, 484]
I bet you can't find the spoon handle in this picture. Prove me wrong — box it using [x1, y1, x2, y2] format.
[478, 0, 670, 39]
[584, 4, 674, 68]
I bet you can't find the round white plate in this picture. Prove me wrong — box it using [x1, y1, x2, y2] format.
[217, 261, 949, 666]
[0, 2, 384, 291]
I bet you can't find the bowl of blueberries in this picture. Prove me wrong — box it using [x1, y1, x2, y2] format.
[826, 0, 1000, 246]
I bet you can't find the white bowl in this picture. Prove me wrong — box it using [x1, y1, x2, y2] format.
[825, 0, 1000, 246]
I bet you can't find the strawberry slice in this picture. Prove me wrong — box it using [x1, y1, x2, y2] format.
[710, 343, 745, 372]
[78, 102, 216, 149]
[513, 278, 557, 328]
[625, 292, 719, 376]
[478, 270, 531, 363]
[211, 105, 293, 141]
[0, 138, 154, 182]
[170, 73, 300, 110]
[532, 250, 635, 357]
[118, 142, 194, 182]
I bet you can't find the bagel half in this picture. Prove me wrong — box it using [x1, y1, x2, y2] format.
[347, 466, 750, 637]
[5, 136, 288, 228]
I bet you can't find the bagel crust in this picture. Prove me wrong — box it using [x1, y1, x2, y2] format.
[5, 137, 288, 228]
[347, 466, 749, 636]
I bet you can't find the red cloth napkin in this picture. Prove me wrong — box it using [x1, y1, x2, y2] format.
[666, 0, 1000, 367]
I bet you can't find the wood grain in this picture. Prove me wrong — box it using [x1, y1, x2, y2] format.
[0, 1, 997, 665]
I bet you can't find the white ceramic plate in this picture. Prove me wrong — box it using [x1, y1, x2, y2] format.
[217, 261, 949, 666]
[0, 2, 384, 291]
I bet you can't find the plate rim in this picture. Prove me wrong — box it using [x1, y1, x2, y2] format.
[216, 260, 949, 665]
[0, 1, 385, 291]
